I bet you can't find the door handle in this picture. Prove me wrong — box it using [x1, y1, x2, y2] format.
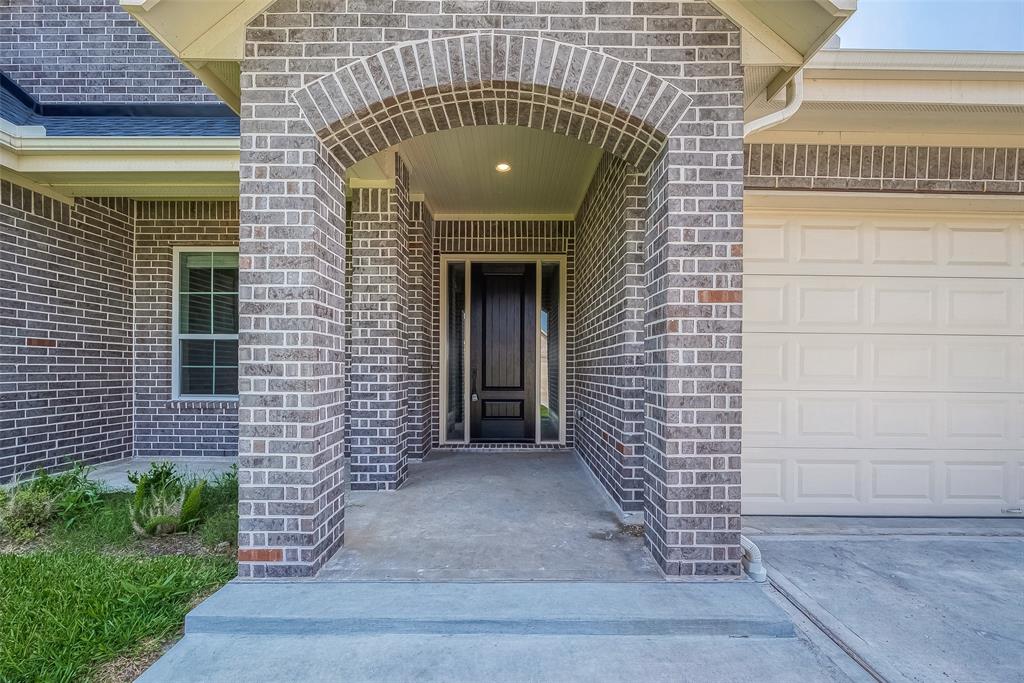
[471, 369, 479, 402]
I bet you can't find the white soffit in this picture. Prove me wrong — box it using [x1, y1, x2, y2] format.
[710, 0, 856, 109]
[349, 126, 604, 219]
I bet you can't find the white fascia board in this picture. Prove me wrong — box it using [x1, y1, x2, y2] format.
[807, 49, 1024, 79]
[2, 135, 240, 174]
[802, 76, 1024, 108]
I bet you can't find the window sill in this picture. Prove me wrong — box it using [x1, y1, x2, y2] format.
[169, 397, 239, 410]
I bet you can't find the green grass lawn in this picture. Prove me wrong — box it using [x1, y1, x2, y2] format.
[0, 467, 238, 682]
[0, 551, 234, 683]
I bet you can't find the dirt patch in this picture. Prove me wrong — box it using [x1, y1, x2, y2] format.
[0, 537, 44, 555]
[618, 523, 645, 537]
[92, 635, 174, 683]
[589, 522, 645, 541]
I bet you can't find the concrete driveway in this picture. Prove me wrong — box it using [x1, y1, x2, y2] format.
[745, 517, 1024, 683]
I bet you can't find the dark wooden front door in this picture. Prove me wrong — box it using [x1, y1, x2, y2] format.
[470, 262, 536, 442]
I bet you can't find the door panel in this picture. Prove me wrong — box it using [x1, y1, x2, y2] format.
[470, 263, 536, 441]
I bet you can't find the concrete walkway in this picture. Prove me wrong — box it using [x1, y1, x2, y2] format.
[746, 516, 1024, 683]
[139, 581, 858, 682]
[88, 456, 236, 490]
[320, 450, 660, 581]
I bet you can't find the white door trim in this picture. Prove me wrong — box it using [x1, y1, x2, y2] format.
[439, 254, 568, 446]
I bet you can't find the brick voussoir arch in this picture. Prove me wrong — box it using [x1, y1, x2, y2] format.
[292, 33, 693, 171]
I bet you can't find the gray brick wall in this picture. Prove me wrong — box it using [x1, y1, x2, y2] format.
[237, 129, 348, 576]
[0, 0, 218, 104]
[574, 154, 646, 511]
[0, 180, 242, 483]
[1, 180, 133, 482]
[133, 201, 240, 459]
[408, 200, 435, 461]
[746, 143, 1024, 194]
[348, 158, 412, 490]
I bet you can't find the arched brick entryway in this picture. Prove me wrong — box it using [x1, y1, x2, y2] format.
[238, 23, 744, 580]
[292, 35, 691, 171]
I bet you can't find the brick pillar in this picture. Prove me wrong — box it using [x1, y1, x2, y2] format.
[407, 201, 435, 460]
[348, 155, 411, 490]
[642, 94, 745, 576]
[237, 123, 347, 577]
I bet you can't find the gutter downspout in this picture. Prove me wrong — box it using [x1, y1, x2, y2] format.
[740, 535, 767, 583]
[738, 75, 804, 586]
[744, 69, 805, 138]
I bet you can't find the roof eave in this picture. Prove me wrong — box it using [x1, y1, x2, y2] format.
[1, 131, 240, 200]
[120, 0, 275, 113]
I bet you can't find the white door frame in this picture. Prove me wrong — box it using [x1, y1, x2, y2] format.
[439, 254, 567, 445]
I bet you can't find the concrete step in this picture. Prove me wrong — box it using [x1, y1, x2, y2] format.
[139, 631, 855, 683]
[185, 581, 795, 638]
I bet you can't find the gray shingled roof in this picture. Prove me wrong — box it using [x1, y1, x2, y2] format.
[1, 75, 239, 137]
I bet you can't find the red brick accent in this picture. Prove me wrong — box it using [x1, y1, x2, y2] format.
[238, 548, 283, 563]
[25, 338, 56, 347]
[698, 290, 743, 304]
[731, 244, 743, 257]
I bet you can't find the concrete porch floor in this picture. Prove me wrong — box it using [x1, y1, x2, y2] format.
[319, 450, 662, 581]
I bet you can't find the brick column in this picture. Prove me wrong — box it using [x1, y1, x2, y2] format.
[407, 201, 435, 460]
[642, 81, 745, 576]
[237, 122, 347, 577]
[348, 155, 411, 490]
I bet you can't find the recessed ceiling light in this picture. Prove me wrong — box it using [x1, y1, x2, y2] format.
[495, 162, 511, 173]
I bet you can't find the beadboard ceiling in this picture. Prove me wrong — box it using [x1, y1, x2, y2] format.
[347, 126, 604, 219]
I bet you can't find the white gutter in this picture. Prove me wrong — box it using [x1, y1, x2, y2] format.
[744, 70, 805, 138]
[740, 535, 767, 583]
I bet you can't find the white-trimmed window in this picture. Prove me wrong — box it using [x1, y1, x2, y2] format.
[172, 248, 239, 399]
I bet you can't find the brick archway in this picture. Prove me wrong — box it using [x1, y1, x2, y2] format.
[291, 34, 692, 170]
[239, 19, 745, 579]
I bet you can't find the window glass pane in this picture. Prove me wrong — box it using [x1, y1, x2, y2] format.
[446, 262, 466, 441]
[211, 294, 238, 334]
[211, 251, 238, 269]
[182, 365, 214, 395]
[540, 263, 560, 442]
[181, 339, 215, 365]
[212, 267, 238, 292]
[214, 367, 238, 395]
[183, 266, 212, 293]
[181, 252, 213, 292]
[181, 294, 212, 334]
[214, 340, 238, 367]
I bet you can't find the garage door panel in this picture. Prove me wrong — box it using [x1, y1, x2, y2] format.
[743, 448, 1022, 515]
[746, 214, 1024, 277]
[744, 276, 1024, 334]
[744, 208, 1023, 516]
[744, 334, 1024, 392]
[743, 391, 1022, 450]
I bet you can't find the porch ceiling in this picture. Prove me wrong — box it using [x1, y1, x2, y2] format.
[348, 126, 604, 219]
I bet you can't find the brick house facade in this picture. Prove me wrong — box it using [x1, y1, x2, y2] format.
[2, 0, 1022, 580]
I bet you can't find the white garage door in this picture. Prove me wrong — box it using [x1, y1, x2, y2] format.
[742, 200, 1024, 515]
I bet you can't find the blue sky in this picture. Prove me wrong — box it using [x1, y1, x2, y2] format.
[837, 0, 1024, 51]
